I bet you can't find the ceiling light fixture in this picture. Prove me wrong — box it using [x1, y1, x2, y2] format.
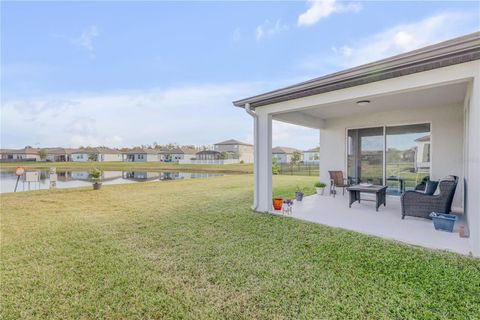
[356, 100, 370, 106]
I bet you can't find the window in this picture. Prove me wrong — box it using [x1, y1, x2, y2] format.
[347, 123, 431, 195]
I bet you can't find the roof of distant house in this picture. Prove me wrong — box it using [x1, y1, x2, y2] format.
[214, 139, 253, 146]
[304, 147, 320, 152]
[158, 147, 197, 154]
[180, 147, 197, 154]
[415, 135, 431, 142]
[0, 147, 39, 155]
[123, 147, 158, 154]
[272, 146, 301, 154]
[196, 150, 220, 155]
[71, 147, 120, 154]
[43, 147, 68, 155]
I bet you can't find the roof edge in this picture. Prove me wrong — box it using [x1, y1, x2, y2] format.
[233, 32, 480, 108]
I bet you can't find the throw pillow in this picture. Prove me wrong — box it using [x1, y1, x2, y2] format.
[424, 180, 438, 195]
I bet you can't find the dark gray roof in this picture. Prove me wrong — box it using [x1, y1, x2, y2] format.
[272, 146, 301, 154]
[159, 147, 197, 154]
[72, 147, 120, 154]
[0, 148, 38, 155]
[214, 139, 253, 146]
[415, 135, 431, 142]
[123, 147, 158, 155]
[233, 32, 480, 108]
[196, 150, 220, 155]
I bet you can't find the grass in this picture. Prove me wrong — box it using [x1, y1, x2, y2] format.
[1, 175, 479, 319]
[0, 161, 253, 174]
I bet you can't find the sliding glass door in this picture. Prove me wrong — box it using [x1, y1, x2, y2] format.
[347, 123, 431, 195]
[347, 127, 384, 185]
[386, 124, 431, 195]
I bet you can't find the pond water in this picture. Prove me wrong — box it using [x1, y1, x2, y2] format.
[0, 168, 223, 193]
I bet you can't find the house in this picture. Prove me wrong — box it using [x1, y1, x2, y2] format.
[233, 32, 480, 256]
[415, 135, 431, 171]
[159, 147, 197, 162]
[213, 139, 254, 163]
[0, 148, 40, 161]
[123, 148, 159, 162]
[272, 146, 302, 163]
[303, 147, 320, 163]
[44, 148, 70, 162]
[196, 150, 221, 160]
[71, 147, 122, 162]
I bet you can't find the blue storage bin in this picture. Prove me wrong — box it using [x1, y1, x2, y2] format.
[429, 212, 457, 232]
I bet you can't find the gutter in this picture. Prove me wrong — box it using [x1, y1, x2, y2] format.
[245, 103, 259, 211]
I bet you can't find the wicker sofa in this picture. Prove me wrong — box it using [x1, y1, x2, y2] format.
[401, 176, 458, 219]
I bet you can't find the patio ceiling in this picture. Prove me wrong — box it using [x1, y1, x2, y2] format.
[272, 81, 469, 129]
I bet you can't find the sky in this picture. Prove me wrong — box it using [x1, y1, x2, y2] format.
[1, 1, 479, 150]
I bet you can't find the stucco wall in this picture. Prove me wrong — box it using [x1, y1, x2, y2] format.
[238, 145, 254, 163]
[320, 103, 464, 208]
[100, 153, 122, 162]
[71, 153, 90, 162]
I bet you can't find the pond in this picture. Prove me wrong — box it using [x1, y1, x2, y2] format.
[0, 168, 223, 193]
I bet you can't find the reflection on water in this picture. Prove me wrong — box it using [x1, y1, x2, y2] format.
[0, 169, 222, 193]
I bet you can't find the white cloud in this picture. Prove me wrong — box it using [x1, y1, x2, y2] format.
[71, 25, 99, 57]
[256, 19, 289, 41]
[0, 83, 261, 148]
[328, 12, 477, 68]
[298, 0, 361, 27]
[1, 80, 322, 150]
[272, 121, 318, 150]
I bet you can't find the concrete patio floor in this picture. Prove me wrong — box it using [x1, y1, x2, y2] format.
[272, 193, 471, 255]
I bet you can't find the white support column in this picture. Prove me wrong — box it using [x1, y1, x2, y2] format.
[256, 111, 272, 212]
[466, 77, 480, 257]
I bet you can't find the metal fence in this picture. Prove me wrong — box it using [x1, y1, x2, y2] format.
[178, 159, 240, 165]
[277, 162, 320, 176]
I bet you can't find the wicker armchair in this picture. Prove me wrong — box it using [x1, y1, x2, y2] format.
[329, 171, 349, 198]
[401, 176, 458, 219]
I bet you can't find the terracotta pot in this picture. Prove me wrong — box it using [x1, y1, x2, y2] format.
[272, 198, 283, 210]
[93, 182, 102, 190]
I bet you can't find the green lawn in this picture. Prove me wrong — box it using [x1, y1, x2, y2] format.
[0, 161, 253, 174]
[1, 175, 479, 319]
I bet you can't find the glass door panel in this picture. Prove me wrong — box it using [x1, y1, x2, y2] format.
[347, 127, 384, 185]
[385, 123, 431, 195]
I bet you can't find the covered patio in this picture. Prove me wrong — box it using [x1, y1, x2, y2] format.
[272, 193, 470, 255]
[234, 32, 480, 256]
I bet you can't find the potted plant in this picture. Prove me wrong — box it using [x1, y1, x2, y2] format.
[272, 198, 283, 210]
[315, 182, 327, 195]
[295, 186, 305, 201]
[89, 168, 102, 190]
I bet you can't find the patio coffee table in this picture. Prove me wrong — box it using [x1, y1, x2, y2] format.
[347, 185, 388, 212]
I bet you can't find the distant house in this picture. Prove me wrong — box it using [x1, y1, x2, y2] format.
[0, 148, 40, 161]
[303, 147, 320, 162]
[71, 147, 122, 162]
[213, 139, 254, 163]
[159, 147, 197, 162]
[44, 148, 70, 162]
[272, 146, 302, 163]
[415, 135, 431, 170]
[400, 147, 416, 162]
[123, 148, 159, 162]
[196, 150, 221, 161]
